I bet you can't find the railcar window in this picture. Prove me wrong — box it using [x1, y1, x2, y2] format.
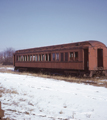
[56, 53, 59, 61]
[19, 56, 21, 61]
[20, 56, 21, 61]
[26, 55, 27, 61]
[17, 56, 18, 61]
[16, 56, 18, 61]
[65, 52, 68, 61]
[41, 55, 42, 61]
[41, 54, 44, 61]
[30, 55, 32, 61]
[21, 56, 23, 61]
[23, 55, 25, 61]
[52, 53, 55, 61]
[25, 56, 27, 61]
[33, 56, 35, 61]
[61, 53, 63, 61]
[45, 54, 48, 61]
[39, 55, 41, 61]
[70, 52, 73, 60]
[75, 52, 78, 61]
[24, 55, 26, 61]
[36, 55, 38, 61]
[18, 56, 19, 61]
[28, 55, 30, 61]
[48, 54, 51, 61]
[23, 56, 24, 61]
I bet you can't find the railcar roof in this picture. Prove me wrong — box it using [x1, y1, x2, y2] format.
[87, 40, 106, 47]
[15, 40, 106, 53]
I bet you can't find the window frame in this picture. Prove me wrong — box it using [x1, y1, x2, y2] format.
[61, 53, 64, 62]
[52, 53, 55, 61]
[56, 53, 59, 61]
[36, 55, 38, 61]
[74, 52, 78, 61]
[65, 52, 68, 61]
[70, 52, 74, 61]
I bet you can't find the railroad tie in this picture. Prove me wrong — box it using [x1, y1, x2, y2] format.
[0, 102, 4, 119]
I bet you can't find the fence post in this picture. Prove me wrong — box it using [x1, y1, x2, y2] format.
[0, 102, 4, 119]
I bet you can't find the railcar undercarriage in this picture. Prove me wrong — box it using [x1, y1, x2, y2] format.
[14, 67, 107, 77]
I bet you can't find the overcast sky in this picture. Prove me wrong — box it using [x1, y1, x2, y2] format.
[0, 0, 107, 51]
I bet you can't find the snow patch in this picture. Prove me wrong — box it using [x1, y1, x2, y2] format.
[0, 73, 107, 120]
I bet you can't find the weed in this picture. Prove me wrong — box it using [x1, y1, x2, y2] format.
[59, 111, 63, 114]
[63, 105, 67, 108]
[24, 111, 30, 115]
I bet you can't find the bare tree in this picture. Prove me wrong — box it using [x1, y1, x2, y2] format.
[0, 51, 4, 63]
[2, 48, 15, 65]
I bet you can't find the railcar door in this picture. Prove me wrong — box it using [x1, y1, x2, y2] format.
[84, 49, 89, 71]
[13, 54, 15, 66]
[97, 49, 103, 67]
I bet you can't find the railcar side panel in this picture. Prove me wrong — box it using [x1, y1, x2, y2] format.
[103, 47, 107, 70]
[15, 62, 83, 70]
[89, 47, 97, 70]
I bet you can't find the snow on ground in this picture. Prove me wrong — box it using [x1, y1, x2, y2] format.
[0, 72, 107, 120]
[0, 67, 14, 71]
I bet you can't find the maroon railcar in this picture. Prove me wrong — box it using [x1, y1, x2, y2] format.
[13, 40, 107, 77]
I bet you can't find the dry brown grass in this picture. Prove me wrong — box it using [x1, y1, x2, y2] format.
[0, 64, 107, 88]
[0, 87, 18, 95]
[0, 64, 12, 67]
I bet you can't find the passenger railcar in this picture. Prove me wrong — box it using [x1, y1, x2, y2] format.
[13, 40, 107, 77]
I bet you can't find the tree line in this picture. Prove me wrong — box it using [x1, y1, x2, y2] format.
[0, 48, 15, 65]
